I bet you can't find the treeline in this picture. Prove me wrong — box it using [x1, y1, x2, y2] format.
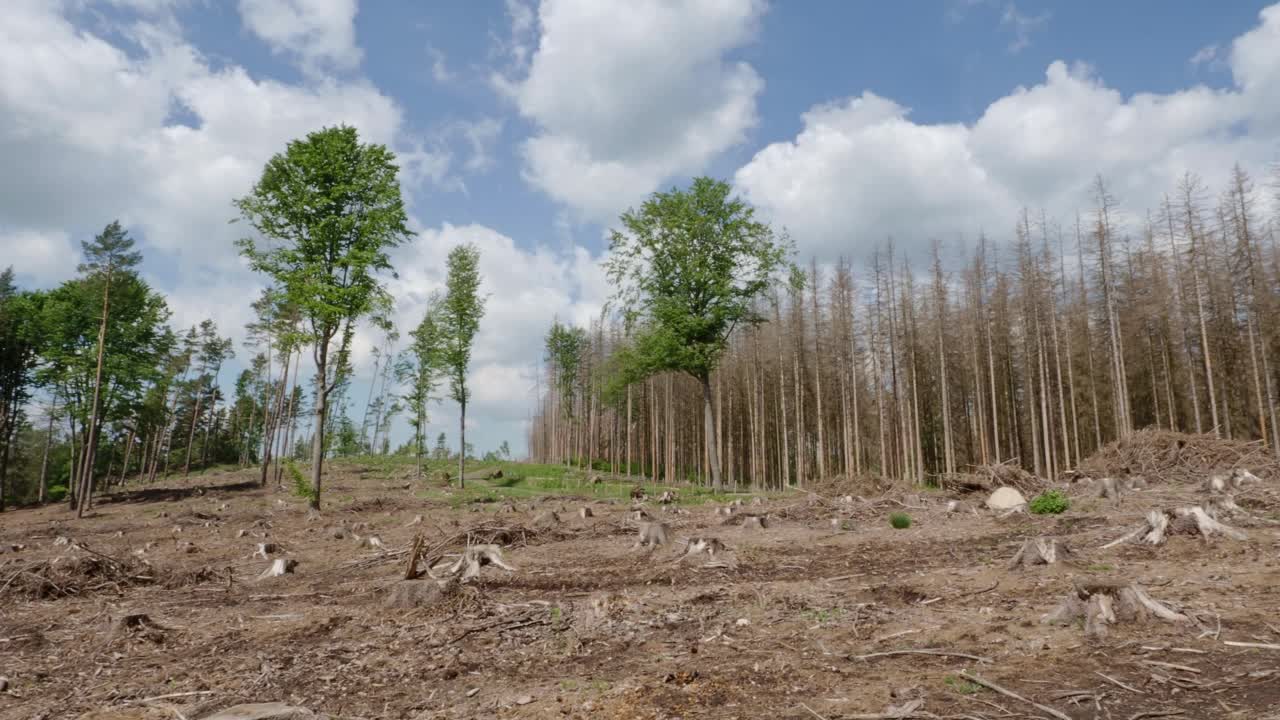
[529, 168, 1280, 489]
[0, 125, 499, 513]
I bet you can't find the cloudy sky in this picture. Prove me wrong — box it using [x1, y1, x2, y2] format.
[3, 0, 1279, 457]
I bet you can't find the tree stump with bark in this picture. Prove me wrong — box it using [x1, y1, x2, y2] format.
[1042, 580, 1188, 639]
[429, 544, 516, 581]
[1008, 537, 1074, 569]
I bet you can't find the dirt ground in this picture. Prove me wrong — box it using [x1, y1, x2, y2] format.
[2, 460, 1279, 720]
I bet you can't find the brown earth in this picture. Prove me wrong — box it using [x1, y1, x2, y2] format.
[2, 462, 1280, 720]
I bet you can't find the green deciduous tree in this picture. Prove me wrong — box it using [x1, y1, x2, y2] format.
[605, 177, 791, 490]
[0, 269, 46, 511]
[236, 125, 411, 509]
[440, 244, 485, 487]
[401, 293, 445, 479]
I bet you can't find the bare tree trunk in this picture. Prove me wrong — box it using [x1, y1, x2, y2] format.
[78, 267, 113, 518]
[38, 397, 56, 503]
[699, 373, 723, 491]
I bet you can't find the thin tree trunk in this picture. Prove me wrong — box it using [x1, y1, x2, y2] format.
[700, 373, 723, 491]
[78, 267, 113, 518]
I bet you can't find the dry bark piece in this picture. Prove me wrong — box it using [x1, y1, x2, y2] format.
[1008, 537, 1074, 568]
[253, 542, 278, 559]
[1042, 580, 1188, 640]
[405, 514, 423, 527]
[431, 544, 516, 581]
[632, 521, 669, 549]
[385, 577, 458, 608]
[258, 558, 297, 579]
[359, 535, 385, 550]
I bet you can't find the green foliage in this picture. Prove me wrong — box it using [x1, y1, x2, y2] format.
[286, 460, 315, 502]
[545, 320, 587, 416]
[401, 294, 446, 462]
[1029, 489, 1070, 515]
[944, 676, 981, 695]
[889, 512, 912, 529]
[604, 177, 792, 382]
[235, 125, 410, 508]
[441, 244, 485, 407]
[46, 484, 68, 502]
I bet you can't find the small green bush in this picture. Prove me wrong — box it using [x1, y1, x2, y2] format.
[889, 512, 912, 529]
[46, 484, 68, 502]
[1029, 489, 1070, 515]
[287, 461, 316, 502]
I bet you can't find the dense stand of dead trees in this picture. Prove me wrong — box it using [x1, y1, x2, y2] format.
[529, 168, 1280, 489]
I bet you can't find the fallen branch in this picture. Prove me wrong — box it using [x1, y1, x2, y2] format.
[957, 672, 1071, 720]
[1222, 640, 1280, 651]
[850, 648, 992, 663]
[1094, 671, 1145, 695]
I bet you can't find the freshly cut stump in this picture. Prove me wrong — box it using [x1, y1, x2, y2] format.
[633, 521, 669, 550]
[385, 577, 459, 609]
[431, 544, 516, 581]
[258, 558, 297, 579]
[1042, 580, 1188, 640]
[1008, 537, 1074, 569]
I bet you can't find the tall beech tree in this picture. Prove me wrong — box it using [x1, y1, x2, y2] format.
[440, 244, 485, 488]
[605, 177, 791, 491]
[236, 125, 410, 509]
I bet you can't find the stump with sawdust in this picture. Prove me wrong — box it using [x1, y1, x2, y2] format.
[1008, 537, 1075, 569]
[429, 544, 516, 581]
[1103, 506, 1246, 548]
[1042, 580, 1189, 639]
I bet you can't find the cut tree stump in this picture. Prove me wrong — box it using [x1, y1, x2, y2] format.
[359, 535, 385, 550]
[253, 543, 277, 560]
[657, 490, 677, 504]
[679, 537, 731, 567]
[430, 544, 516, 581]
[258, 558, 297, 579]
[385, 577, 458, 609]
[1097, 477, 1123, 504]
[1042, 580, 1189, 639]
[532, 510, 560, 529]
[632, 521, 669, 550]
[1008, 537, 1074, 569]
[1104, 506, 1246, 548]
[742, 515, 769, 531]
[579, 507, 593, 519]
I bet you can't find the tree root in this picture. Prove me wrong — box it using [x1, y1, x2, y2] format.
[1042, 580, 1188, 640]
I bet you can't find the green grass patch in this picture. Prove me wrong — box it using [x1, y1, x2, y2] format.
[1029, 489, 1070, 515]
[889, 512, 912, 529]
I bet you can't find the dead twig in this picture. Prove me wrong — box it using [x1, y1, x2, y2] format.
[851, 648, 992, 664]
[1094, 671, 1145, 695]
[1127, 711, 1185, 720]
[956, 671, 1072, 720]
[1222, 640, 1280, 651]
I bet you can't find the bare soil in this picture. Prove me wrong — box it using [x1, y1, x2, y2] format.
[3, 463, 1279, 720]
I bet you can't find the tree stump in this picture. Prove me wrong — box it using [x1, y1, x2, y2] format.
[742, 515, 769, 532]
[1103, 506, 1246, 548]
[1042, 580, 1188, 640]
[1008, 537, 1073, 569]
[385, 577, 458, 608]
[430, 544, 516, 581]
[258, 558, 297, 579]
[632, 521, 669, 550]
[579, 507, 593, 519]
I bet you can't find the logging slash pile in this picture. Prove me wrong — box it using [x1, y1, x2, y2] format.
[1077, 428, 1280, 485]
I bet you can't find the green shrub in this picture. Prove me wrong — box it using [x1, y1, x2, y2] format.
[889, 512, 912, 529]
[1029, 489, 1070, 515]
[287, 461, 316, 502]
[46, 484, 68, 502]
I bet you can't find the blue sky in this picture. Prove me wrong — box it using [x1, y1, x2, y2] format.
[3, 0, 1279, 456]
